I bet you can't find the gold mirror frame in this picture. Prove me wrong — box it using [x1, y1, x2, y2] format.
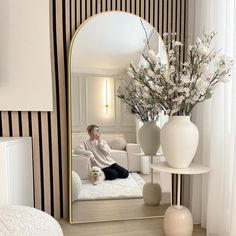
[68, 10, 172, 224]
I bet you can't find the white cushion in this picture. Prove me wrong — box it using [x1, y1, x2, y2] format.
[72, 132, 126, 149]
[72, 155, 91, 180]
[109, 137, 127, 150]
[0, 205, 63, 236]
[110, 149, 127, 159]
[72, 171, 82, 202]
[110, 149, 128, 169]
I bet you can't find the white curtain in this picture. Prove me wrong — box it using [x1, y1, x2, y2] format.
[189, 0, 236, 235]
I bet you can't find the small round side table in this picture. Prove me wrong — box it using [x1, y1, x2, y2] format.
[151, 161, 209, 236]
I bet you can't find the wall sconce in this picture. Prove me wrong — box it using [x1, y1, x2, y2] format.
[105, 79, 109, 115]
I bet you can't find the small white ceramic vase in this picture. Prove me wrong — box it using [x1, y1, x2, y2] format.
[138, 121, 160, 155]
[160, 116, 199, 168]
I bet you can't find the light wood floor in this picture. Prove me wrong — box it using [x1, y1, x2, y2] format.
[59, 218, 206, 236]
[72, 198, 170, 222]
[72, 173, 171, 222]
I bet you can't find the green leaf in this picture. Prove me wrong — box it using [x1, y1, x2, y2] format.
[204, 91, 212, 100]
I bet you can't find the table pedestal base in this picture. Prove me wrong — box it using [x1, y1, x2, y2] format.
[164, 205, 193, 236]
[143, 182, 161, 205]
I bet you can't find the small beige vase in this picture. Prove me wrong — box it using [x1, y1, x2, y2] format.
[138, 121, 160, 155]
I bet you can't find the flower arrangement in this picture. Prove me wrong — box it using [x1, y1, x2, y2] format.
[124, 32, 233, 116]
[117, 77, 161, 122]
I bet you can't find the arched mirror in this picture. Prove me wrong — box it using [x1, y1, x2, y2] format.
[68, 11, 171, 224]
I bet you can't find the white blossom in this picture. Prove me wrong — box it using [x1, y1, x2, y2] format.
[170, 65, 175, 74]
[148, 81, 156, 91]
[195, 78, 209, 90]
[198, 63, 209, 74]
[211, 83, 220, 92]
[197, 44, 209, 57]
[148, 50, 157, 62]
[147, 68, 155, 78]
[219, 75, 230, 82]
[196, 37, 202, 44]
[173, 41, 183, 47]
[181, 74, 191, 84]
[121, 31, 233, 117]
[154, 85, 163, 93]
[189, 45, 193, 51]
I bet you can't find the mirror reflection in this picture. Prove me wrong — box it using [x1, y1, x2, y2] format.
[70, 11, 171, 223]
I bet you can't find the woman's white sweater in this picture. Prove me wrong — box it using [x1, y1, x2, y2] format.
[76, 139, 115, 169]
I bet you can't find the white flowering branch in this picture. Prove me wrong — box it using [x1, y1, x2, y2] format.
[126, 32, 233, 116]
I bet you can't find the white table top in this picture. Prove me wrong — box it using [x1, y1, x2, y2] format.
[151, 161, 210, 175]
[134, 153, 164, 157]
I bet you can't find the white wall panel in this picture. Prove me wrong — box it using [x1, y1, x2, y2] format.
[0, 0, 53, 111]
[86, 77, 116, 126]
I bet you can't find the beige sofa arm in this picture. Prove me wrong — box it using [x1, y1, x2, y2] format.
[126, 143, 142, 172]
[72, 154, 91, 180]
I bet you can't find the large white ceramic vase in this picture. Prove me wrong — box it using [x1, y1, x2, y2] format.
[160, 116, 199, 168]
[138, 121, 160, 155]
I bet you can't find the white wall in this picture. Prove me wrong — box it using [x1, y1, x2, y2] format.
[0, 0, 53, 111]
[71, 11, 157, 74]
[71, 73, 136, 143]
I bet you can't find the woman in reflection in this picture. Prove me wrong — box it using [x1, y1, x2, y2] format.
[77, 124, 129, 180]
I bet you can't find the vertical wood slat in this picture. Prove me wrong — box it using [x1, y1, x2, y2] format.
[158, 0, 163, 34]
[126, 0, 130, 12]
[163, 0, 167, 36]
[149, 0, 154, 26]
[92, 0, 96, 14]
[131, 0, 135, 14]
[76, 0, 80, 28]
[182, 0, 190, 206]
[145, 0, 149, 22]
[87, 0, 91, 17]
[49, 0, 61, 219]
[172, 0, 176, 34]
[176, 0, 181, 41]
[140, 0, 144, 19]
[168, 0, 172, 35]
[98, 0, 102, 12]
[153, 0, 158, 30]
[31, 112, 42, 210]
[21, 112, 29, 136]
[103, 0, 107, 11]
[71, 0, 75, 38]
[122, 0, 126, 11]
[116, 0, 121, 11]
[81, 0, 86, 21]
[41, 112, 51, 214]
[180, 0, 185, 70]
[1, 112, 10, 136]
[107, 0, 111, 11]
[11, 111, 20, 137]
[56, 0, 68, 219]
[135, 0, 139, 16]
